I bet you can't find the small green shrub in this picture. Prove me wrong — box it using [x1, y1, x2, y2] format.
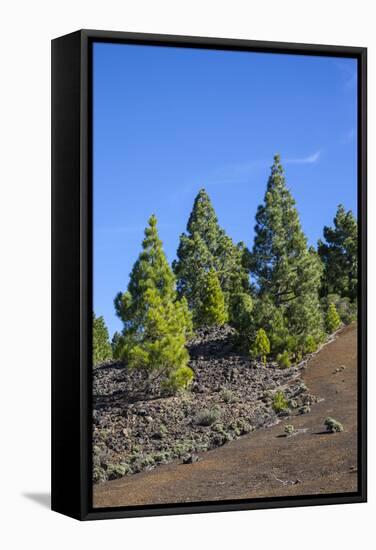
[284, 424, 295, 436]
[161, 365, 194, 393]
[93, 465, 106, 483]
[151, 423, 168, 440]
[132, 454, 155, 472]
[235, 419, 252, 434]
[325, 303, 341, 333]
[277, 350, 291, 369]
[322, 294, 357, 326]
[221, 387, 237, 403]
[196, 441, 210, 451]
[272, 390, 289, 413]
[212, 422, 224, 432]
[106, 463, 128, 480]
[153, 451, 171, 464]
[303, 335, 317, 354]
[172, 441, 194, 458]
[195, 408, 220, 426]
[231, 420, 250, 437]
[251, 328, 270, 364]
[228, 419, 251, 437]
[324, 417, 344, 433]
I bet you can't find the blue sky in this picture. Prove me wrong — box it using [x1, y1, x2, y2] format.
[93, 42, 357, 337]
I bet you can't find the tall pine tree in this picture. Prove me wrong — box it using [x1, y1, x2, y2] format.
[114, 215, 193, 391]
[111, 331, 124, 359]
[199, 268, 228, 326]
[173, 188, 250, 326]
[251, 155, 324, 353]
[325, 302, 341, 333]
[93, 313, 112, 366]
[318, 204, 358, 301]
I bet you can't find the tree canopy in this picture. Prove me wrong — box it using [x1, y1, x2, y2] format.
[93, 313, 112, 366]
[199, 268, 228, 326]
[318, 204, 358, 301]
[325, 302, 341, 333]
[103, 155, 357, 380]
[250, 155, 324, 352]
[251, 328, 270, 364]
[114, 215, 193, 391]
[173, 188, 250, 326]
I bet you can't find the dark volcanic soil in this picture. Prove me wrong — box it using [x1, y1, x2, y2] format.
[92, 325, 315, 483]
[93, 323, 357, 507]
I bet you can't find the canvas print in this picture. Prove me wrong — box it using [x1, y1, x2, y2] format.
[91, 43, 358, 508]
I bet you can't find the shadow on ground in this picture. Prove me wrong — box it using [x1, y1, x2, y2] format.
[22, 493, 51, 509]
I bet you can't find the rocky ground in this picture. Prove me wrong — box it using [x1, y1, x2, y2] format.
[93, 325, 320, 484]
[93, 323, 357, 507]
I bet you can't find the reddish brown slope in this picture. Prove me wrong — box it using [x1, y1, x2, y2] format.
[93, 323, 358, 507]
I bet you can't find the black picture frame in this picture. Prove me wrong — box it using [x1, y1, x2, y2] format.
[51, 29, 367, 521]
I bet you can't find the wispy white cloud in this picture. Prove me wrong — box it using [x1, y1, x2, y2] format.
[168, 160, 267, 201]
[169, 153, 320, 203]
[204, 159, 268, 186]
[341, 128, 356, 144]
[285, 151, 321, 165]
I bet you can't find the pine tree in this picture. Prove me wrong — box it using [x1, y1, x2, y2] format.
[318, 204, 358, 301]
[320, 293, 357, 326]
[251, 155, 324, 352]
[114, 215, 193, 392]
[93, 313, 112, 366]
[252, 294, 290, 353]
[111, 331, 124, 359]
[325, 302, 341, 333]
[251, 328, 270, 364]
[115, 214, 177, 328]
[228, 291, 254, 336]
[199, 268, 228, 326]
[173, 188, 250, 326]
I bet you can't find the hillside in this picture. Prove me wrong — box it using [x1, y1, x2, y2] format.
[93, 323, 357, 507]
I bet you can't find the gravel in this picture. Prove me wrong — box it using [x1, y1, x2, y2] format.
[92, 325, 316, 483]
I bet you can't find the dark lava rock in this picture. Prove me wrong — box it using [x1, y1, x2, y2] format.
[92, 324, 315, 483]
[182, 454, 200, 464]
